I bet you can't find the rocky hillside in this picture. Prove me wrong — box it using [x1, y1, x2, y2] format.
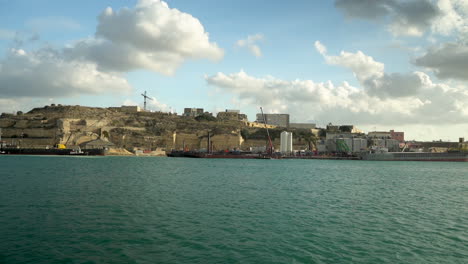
[0, 105, 318, 152]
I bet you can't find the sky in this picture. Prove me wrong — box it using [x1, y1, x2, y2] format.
[0, 0, 468, 141]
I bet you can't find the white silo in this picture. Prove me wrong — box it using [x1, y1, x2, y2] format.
[280, 131, 293, 154]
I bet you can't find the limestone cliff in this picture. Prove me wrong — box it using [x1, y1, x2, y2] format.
[0, 105, 318, 152]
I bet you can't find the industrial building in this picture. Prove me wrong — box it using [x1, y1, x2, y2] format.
[323, 132, 368, 154]
[368, 130, 405, 143]
[256, 113, 290, 127]
[108, 106, 141, 113]
[289, 123, 316, 129]
[369, 138, 400, 152]
[390, 130, 405, 142]
[217, 110, 248, 122]
[183, 108, 204, 117]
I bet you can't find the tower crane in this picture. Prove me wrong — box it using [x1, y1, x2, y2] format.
[141, 91, 153, 111]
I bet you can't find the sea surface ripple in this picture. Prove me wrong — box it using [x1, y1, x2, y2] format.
[0, 156, 467, 263]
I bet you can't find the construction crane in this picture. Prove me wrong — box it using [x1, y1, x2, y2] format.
[141, 91, 153, 111]
[260, 107, 274, 155]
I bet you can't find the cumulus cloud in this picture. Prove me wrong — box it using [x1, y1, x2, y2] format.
[0, 0, 219, 111]
[206, 70, 468, 127]
[236, 34, 264, 57]
[335, 0, 440, 37]
[431, 0, 468, 38]
[0, 48, 132, 98]
[66, 0, 223, 75]
[147, 97, 169, 112]
[404, 1, 468, 81]
[123, 97, 168, 112]
[206, 43, 468, 128]
[315, 41, 424, 98]
[414, 42, 468, 80]
[335, 0, 468, 39]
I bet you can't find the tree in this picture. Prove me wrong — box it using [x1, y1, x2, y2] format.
[318, 129, 327, 138]
[195, 113, 217, 122]
[240, 129, 250, 140]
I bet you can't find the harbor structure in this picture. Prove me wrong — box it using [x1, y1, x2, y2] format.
[256, 113, 290, 127]
[361, 150, 468, 162]
[79, 139, 115, 150]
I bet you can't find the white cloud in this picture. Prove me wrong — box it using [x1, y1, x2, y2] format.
[0, 97, 54, 114]
[122, 99, 138, 106]
[123, 96, 168, 112]
[66, 0, 223, 75]
[206, 43, 468, 133]
[316, 41, 384, 82]
[315, 41, 424, 98]
[0, 48, 132, 98]
[0, 0, 220, 112]
[207, 70, 468, 128]
[236, 34, 264, 57]
[148, 97, 169, 112]
[432, 0, 468, 39]
[314, 41, 327, 55]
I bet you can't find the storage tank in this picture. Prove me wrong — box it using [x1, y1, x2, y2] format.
[385, 139, 399, 152]
[280, 131, 293, 154]
[326, 139, 337, 152]
[352, 138, 361, 153]
[344, 138, 352, 152]
[352, 138, 368, 153]
[317, 140, 327, 153]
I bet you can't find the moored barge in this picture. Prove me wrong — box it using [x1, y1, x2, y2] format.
[360, 151, 468, 162]
[0, 147, 106, 156]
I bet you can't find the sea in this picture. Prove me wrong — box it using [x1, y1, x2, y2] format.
[0, 156, 467, 264]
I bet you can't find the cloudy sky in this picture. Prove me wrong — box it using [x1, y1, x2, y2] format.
[1, 0, 467, 140]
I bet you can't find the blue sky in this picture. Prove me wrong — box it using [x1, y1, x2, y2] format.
[1, 0, 468, 140]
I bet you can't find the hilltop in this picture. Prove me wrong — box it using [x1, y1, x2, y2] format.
[0, 105, 318, 154]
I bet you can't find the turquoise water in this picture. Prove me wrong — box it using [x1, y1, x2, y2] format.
[0, 156, 467, 264]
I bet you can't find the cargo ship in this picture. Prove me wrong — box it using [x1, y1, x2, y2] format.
[166, 150, 275, 159]
[0, 146, 106, 156]
[360, 151, 468, 162]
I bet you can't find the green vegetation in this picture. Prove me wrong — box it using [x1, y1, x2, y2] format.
[195, 113, 217, 122]
[318, 129, 326, 138]
[294, 129, 318, 150]
[339, 126, 352, 132]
